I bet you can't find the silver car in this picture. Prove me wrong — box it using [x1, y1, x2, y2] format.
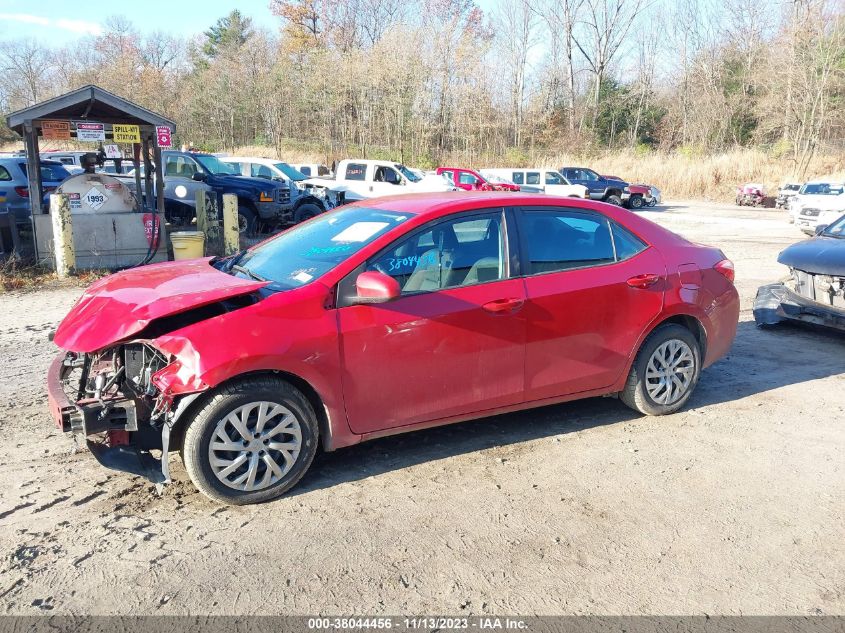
[0, 157, 71, 225]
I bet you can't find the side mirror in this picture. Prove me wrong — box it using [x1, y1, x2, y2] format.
[352, 271, 400, 304]
[191, 172, 206, 182]
[815, 224, 828, 235]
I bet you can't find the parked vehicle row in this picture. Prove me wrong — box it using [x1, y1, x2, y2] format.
[7, 148, 660, 233]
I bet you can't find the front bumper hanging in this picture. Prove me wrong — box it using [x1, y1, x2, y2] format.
[753, 282, 845, 332]
[46, 352, 182, 485]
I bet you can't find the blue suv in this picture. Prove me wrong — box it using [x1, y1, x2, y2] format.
[0, 156, 71, 225]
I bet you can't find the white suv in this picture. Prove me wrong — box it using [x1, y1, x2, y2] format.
[793, 180, 845, 234]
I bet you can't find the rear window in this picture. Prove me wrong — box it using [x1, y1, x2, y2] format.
[20, 162, 71, 182]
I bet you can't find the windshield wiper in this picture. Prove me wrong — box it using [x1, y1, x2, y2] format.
[231, 264, 267, 282]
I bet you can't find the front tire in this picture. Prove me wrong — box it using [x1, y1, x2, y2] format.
[620, 324, 701, 416]
[628, 194, 644, 209]
[294, 203, 322, 224]
[181, 377, 319, 505]
[238, 205, 257, 236]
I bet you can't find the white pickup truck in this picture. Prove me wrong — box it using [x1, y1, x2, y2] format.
[480, 168, 588, 198]
[303, 159, 456, 203]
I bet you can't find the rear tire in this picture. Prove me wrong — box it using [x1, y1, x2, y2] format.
[181, 377, 319, 505]
[605, 194, 622, 206]
[620, 324, 701, 416]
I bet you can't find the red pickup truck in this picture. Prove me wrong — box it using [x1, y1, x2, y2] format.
[436, 167, 520, 192]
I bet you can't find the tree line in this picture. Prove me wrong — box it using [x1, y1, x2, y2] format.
[1, 0, 843, 177]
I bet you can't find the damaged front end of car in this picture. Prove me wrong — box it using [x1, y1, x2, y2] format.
[47, 340, 205, 484]
[754, 269, 845, 331]
[754, 226, 845, 331]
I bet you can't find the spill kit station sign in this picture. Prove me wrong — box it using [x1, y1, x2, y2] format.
[113, 124, 140, 144]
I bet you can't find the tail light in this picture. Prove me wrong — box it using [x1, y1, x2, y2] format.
[714, 259, 735, 283]
[14, 186, 29, 198]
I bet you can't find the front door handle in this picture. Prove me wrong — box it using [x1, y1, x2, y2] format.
[627, 273, 660, 289]
[482, 297, 525, 314]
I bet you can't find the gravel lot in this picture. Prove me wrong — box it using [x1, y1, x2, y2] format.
[0, 201, 842, 616]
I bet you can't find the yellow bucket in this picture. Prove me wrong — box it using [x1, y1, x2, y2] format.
[170, 231, 205, 260]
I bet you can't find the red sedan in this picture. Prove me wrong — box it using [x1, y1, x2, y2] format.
[48, 192, 739, 505]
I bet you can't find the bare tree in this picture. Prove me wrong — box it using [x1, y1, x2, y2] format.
[572, 0, 648, 126]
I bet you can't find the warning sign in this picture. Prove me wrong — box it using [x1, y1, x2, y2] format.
[155, 125, 172, 148]
[42, 120, 70, 140]
[68, 192, 81, 210]
[113, 124, 140, 144]
[83, 187, 108, 210]
[103, 144, 121, 159]
[75, 122, 105, 142]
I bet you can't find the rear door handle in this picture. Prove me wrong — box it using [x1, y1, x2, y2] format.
[482, 297, 525, 314]
[627, 273, 660, 289]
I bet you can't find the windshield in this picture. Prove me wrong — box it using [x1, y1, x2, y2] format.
[230, 206, 410, 288]
[800, 183, 845, 196]
[822, 214, 845, 237]
[195, 154, 239, 176]
[395, 164, 421, 183]
[274, 162, 307, 181]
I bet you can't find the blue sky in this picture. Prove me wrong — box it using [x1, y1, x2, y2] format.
[0, 0, 279, 44]
[0, 0, 498, 44]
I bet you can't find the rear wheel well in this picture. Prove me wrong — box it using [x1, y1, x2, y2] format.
[651, 314, 707, 359]
[605, 188, 623, 199]
[170, 369, 331, 453]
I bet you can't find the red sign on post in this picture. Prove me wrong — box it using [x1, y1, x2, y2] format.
[143, 213, 161, 249]
[155, 125, 172, 148]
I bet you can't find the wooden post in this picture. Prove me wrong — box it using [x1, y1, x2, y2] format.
[222, 194, 239, 255]
[50, 194, 74, 278]
[195, 189, 208, 247]
[24, 120, 42, 262]
[195, 189, 221, 256]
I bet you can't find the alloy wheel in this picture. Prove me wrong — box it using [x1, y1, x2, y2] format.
[208, 401, 302, 491]
[644, 339, 695, 405]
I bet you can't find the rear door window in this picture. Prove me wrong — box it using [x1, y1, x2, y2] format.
[526, 172, 541, 185]
[0, 165, 11, 181]
[345, 163, 367, 181]
[511, 172, 524, 185]
[519, 209, 618, 274]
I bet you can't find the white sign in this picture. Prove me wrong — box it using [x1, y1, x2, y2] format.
[83, 187, 108, 210]
[75, 122, 105, 142]
[103, 144, 121, 159]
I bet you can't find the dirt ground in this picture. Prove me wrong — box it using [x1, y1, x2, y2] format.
[0, 201, 842, 616]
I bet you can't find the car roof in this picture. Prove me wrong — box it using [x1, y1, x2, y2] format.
[221, 156, 280, 164]
[358, 191, 600, 216]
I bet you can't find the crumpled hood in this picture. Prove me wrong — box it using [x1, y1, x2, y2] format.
[778, 236, 845, 276]
[54, 258, 267, 353]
